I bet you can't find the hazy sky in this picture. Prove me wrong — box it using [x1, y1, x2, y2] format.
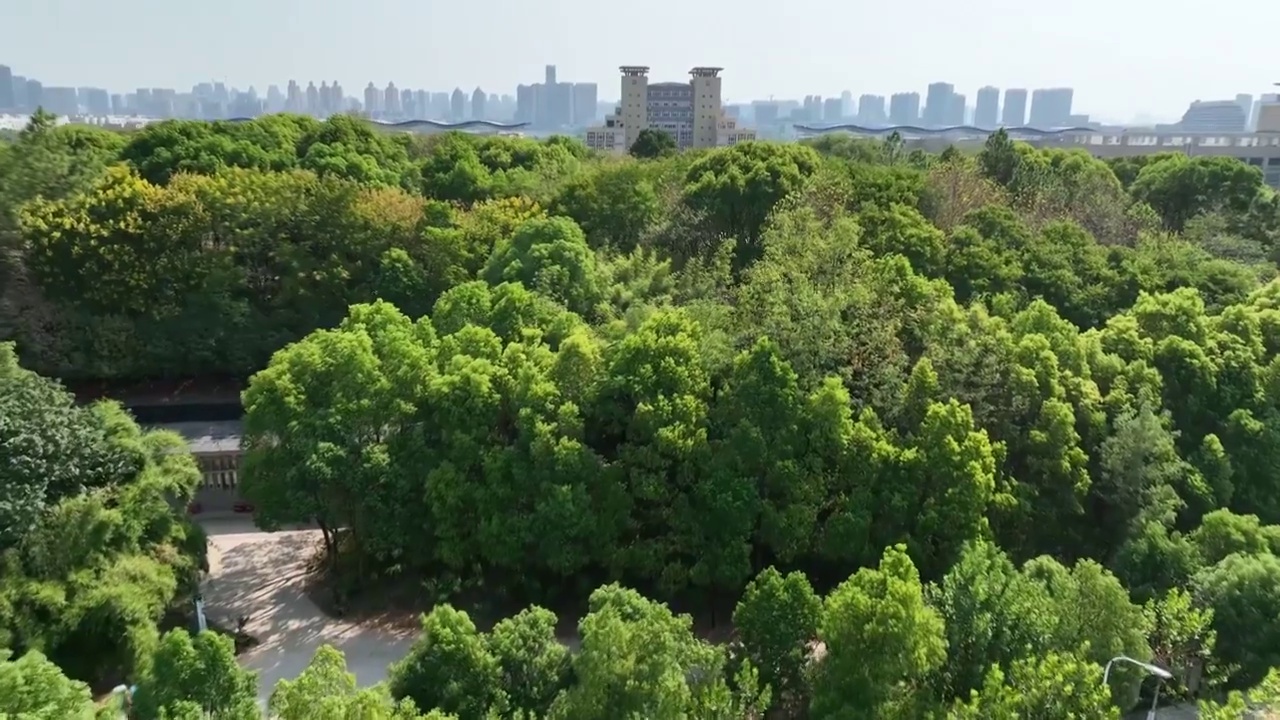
[5, 0, 1278, 122]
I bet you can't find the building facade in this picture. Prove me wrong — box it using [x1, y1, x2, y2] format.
[795, 123, 1280, 190]
[1002, 89, 1028, 126]
[975, 86, 1000, 128]
[1028, 87, 1074, 128]
[889, 92, 920, 125]
[160, 421, 246, 514]
[585, 66, 754, 154]
[923, 82, 954, 127]
[1174, 100, 1248, 133]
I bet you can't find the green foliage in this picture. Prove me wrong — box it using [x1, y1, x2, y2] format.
[0, 345, 203, 689]
[483, 216, 602, 316]
[131, 630, 259, 720]
[681, 141, 821, 265]
[629, 128, 677, 159]
[1129, 155, 1267, 232]
[811, 545, 947, 718]
[388, 605, 503, 720]
[926, 541, 1056, 703]
[732, 566, 822, 709]
[10, 115, 1280, 718]
[1194, 551, 1280, 688]
[0, 649, 96, 719]
[548, 584, 738, 719]
[486, 607, 572, 717]
[948, 651, 1119, 720]
[272, 645, 442, 720]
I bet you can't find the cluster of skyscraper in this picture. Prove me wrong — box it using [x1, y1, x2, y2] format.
[785, 83, 1081, 129]
[0, 63, 593, 126]
[6, 59, 1278, 139]
[513, 66, 600, 130]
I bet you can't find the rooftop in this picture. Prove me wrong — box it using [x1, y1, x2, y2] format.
[154, 420, 243, 454]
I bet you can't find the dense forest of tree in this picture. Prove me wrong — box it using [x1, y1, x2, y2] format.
[5, 109, 1280, 717]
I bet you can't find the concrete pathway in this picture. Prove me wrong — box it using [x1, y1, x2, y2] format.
[198, 517, 417, 705]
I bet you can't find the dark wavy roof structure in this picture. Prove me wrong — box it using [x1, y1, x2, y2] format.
[226, 117, 529, 131]
[794, 123, 1095, 136]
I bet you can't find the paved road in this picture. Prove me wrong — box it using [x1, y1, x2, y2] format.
[198, 517, 417, 705]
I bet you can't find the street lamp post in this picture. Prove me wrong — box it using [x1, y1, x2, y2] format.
[1103, 656, 1173, 685]
[1103, 656, 1174, 720]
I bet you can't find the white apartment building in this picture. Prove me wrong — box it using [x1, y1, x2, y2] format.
[585, 66, 756, 154]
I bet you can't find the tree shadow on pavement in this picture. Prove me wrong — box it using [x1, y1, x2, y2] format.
[201, 528, 417, 700]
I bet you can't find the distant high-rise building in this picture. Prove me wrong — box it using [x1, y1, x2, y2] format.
[545, 65, 557, 86]
[111, 93, 125, 115]
[1002, 88, 1028, 126]
[450, 88, 466, 121]
[0, 65, 13, 110]
[384, 82, 400, 117]
[134, 88, 152, 115]
[1253, 94, 1280, 132]
[947, 93, 966, 126]
[799, 95, 821, 123]
[923, 82, 954, 127]
[430, 92, 450, 119]
[516, 84, 535, 123]
[823, 97, 843, 122]
[363, 82, 380, 115]
[754, 101, 780, 126]
[1028, 87, 1073, 128]
[286, 80, 302, 113]
[25, 79, 43, 111]
[472, 87, 486, 120]
[153, 88, 177, 118]
[11, 75, 27, 111]
[79, 87, 110, 116]
[414, 90, 429, 119]
[572, 83, 598, 125]
[1236, 94, 1253, 115]
[889, 92, 920, 125]
[857, 94, 887, 125]
[1176, 100, 1247, 133]
[841, 90, 853, 118]
[975, 86, 999, 128]
[331, 82, 345, 114]
[549, 82, 573, 127]
[42, 87, 79, 116]
[1258, 95, 1280, 133]
[266, 85, 284, 113]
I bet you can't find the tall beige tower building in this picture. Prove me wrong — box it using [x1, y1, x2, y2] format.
[689, 67, 723, 149]
[619, 66, 650, 148]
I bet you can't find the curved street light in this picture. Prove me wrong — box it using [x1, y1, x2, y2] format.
[1103, 656, 1174, 720]
[1103, 655, 1174, 685]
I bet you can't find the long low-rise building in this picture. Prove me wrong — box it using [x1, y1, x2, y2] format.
[795, 123, 1280, 188]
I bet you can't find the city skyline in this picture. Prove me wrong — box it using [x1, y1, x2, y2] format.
[1, 58, 1255, 127]
[3, 0, 1277, 123]
[9, 56, 1278, 139]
